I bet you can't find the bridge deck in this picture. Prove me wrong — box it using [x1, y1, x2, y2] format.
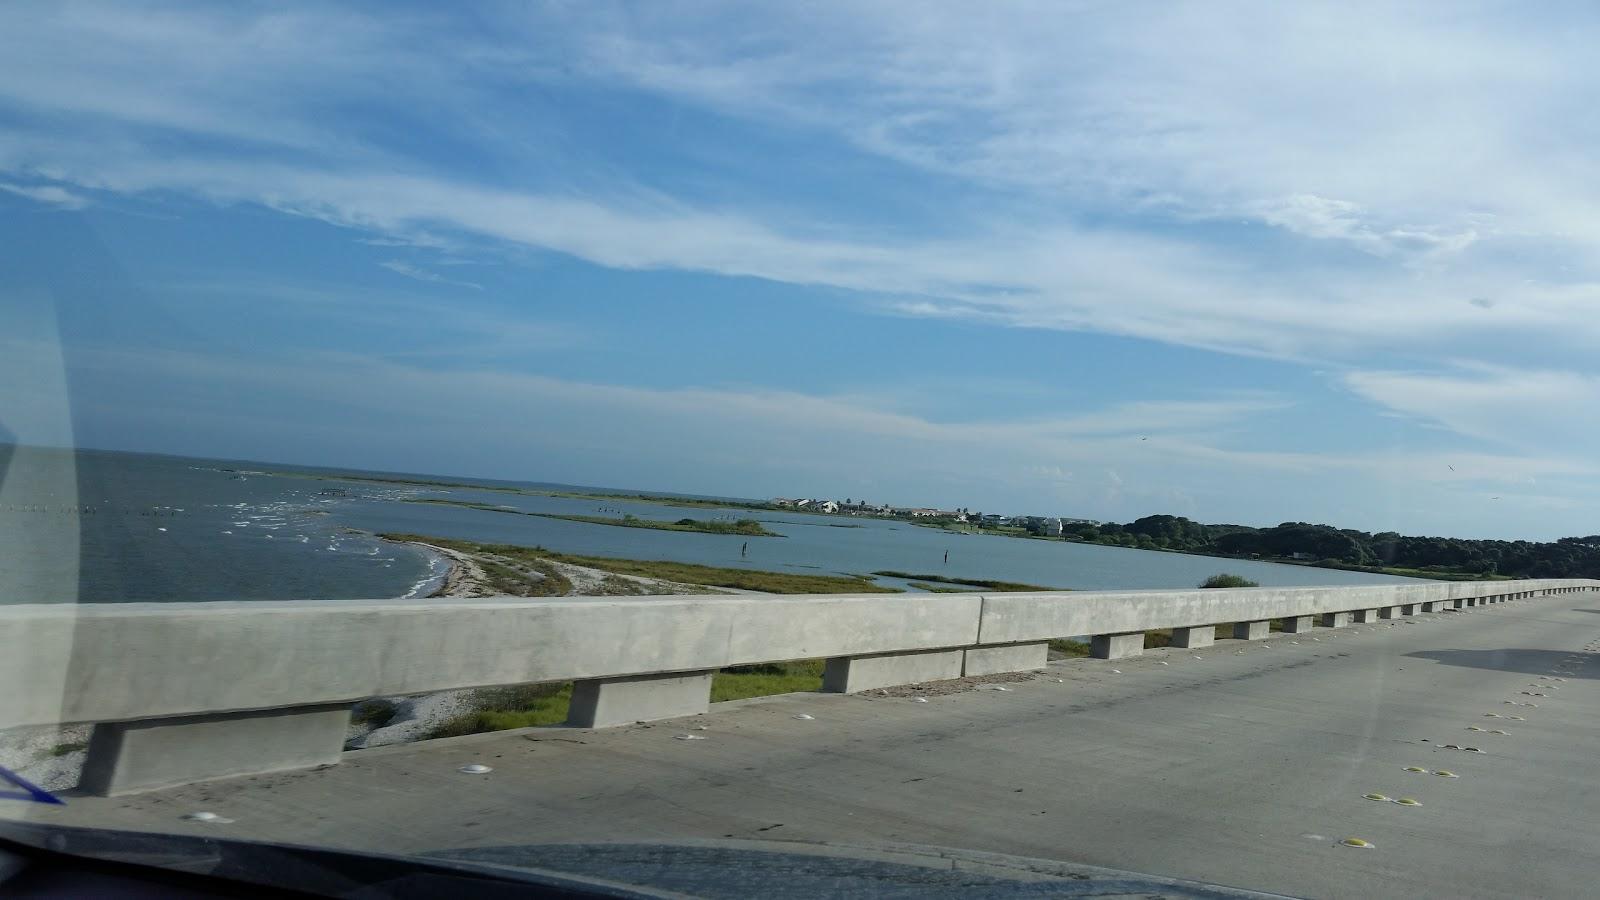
[26, 591, 1600, 898]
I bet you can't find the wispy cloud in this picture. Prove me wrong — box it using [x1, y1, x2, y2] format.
[7, 3, 1600, 538]
[0, 180, 89, 210]
[11, 331, 1587, 537]
[2, 2, 1600, 369]
[1344, 366, 1600, 460]
[378, 260, 481, 290]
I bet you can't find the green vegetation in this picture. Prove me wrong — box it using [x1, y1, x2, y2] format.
[267, 470, 529, 494]
[541, 550, 897, 593]
[712, 660, 826, 701]
[1055, 514, 1599, 580]
[533, 489, 765, 511]
[407, 497, 519, 512]
[1049, 639, 1092, 658]
[429, 683, 575, 738]
[380, 534, 899, 594]
[873, 571, 1057, 592]
[1199, 573, 1259, 588]
[427, 663, 828, 738]
[545, 513, 781, 537]
[404, 499, 781, 537]
[49, 741, 87, 757]
[907, 581, 970, 593]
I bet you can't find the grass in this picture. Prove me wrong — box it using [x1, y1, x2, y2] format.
[1050, 639, 1092, 657]
[711, 660, 826, 701]
[407, 498, 521, 512]
[400, 501, 782, 536]
[537, 550, 898, 593]
[873, 571, 1057, 592]
[425, 663, 828, 738]
[1328, 563, 1513, 581]
[533, 489, 766, 511]
[429, 683, 575, 738]
[49, 741, 87, 757]
[907, 581, 970, 593]
[380, 533, 900, 594]
[271, 471, 530, 494]
[539, 513, 781, 537]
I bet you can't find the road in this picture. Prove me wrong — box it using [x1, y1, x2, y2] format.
[25, 590, 1600, 898]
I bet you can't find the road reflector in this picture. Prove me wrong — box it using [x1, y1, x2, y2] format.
[1395, 798, 1422, 807]
[1340, 837, 1376, 849]
[1404, 766, 1427, 773]
[1364, 793, 1392, 802]
[1434, 770, 1458, 778]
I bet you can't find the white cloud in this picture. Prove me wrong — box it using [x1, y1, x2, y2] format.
[0, 3, 1598, 369]
[3, 330, 1583, 536]
[6, 3, 1600, 539]
[1344, 366, 1600, 458]
[378, 260, 481, 290]
[0, 181, 88, 210]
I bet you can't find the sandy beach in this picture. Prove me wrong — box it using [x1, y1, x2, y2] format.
[341, 538, 726, 750]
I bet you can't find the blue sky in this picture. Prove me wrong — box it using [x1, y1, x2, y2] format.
[3, 1, 1600, 539]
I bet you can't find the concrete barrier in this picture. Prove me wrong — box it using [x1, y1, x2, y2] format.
[2, 578, 1593, 794]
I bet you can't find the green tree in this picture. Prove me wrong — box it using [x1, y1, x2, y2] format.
[1199, 573, 1259, 588]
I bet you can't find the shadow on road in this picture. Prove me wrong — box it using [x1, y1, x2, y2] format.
[1570, 609, 1600, 614]
[1405, 647, 1598, 679]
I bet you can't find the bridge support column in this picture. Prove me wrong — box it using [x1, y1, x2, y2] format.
[1451, 598, 1464, 609]
[1321, 611, 1350, 628]
[568, 671, 713, 728]
[823, 649, 963, 693]
[1091, 632, 1144, 659]
[1352, 608, 1378, 623]
[1280, 616, 1314, 634]
[964, 642, 1047, 677]
[1233, 620, 1269, 641]
[1400, 603, 1418, 615]
[80, 704, 349, 797]
[1170, 625, 1214, 649]
[1379, 606, 1403, 619]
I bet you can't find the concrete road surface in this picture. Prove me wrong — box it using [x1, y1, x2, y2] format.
[24, 590, 1600, 898]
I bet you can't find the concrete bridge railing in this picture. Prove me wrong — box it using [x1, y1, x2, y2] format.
[2, 579, 1593, 795]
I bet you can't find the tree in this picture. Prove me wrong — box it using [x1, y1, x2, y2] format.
[1199, 573, 1259, 588]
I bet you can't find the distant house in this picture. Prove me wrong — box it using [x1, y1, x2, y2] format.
[1043, 518, 1064, 537]
[771, 498, 796, 508]
[1290, 551, 1316, 561]
[909, 508, 942, 518]
[815, 500, 839, 514]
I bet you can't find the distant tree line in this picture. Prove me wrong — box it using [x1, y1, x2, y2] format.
[1062, 514, 1600, 579]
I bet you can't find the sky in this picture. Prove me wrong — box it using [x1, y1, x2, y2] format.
[3, 1, 1599, 540]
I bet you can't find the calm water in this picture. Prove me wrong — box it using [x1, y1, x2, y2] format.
[0, 446, 1419, 603]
